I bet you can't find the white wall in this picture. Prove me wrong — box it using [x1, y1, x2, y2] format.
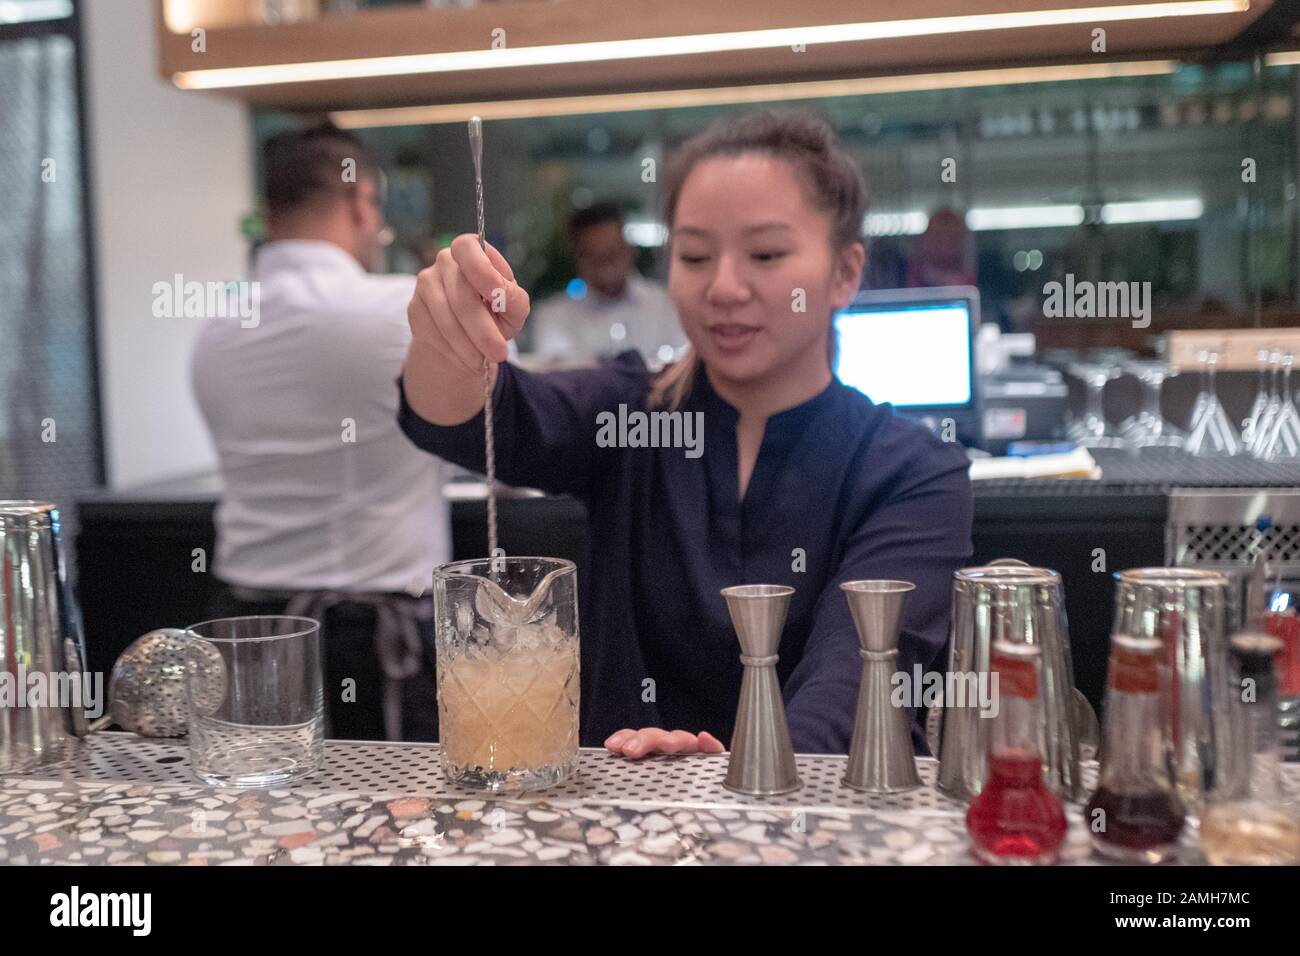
[83, 0, 251, 488]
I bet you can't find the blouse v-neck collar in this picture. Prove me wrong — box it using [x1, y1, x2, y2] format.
[691, 366, 843, 439]
[689, 367, 845, 513]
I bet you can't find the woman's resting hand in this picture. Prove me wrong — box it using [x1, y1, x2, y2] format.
[604, 728, 726, 759]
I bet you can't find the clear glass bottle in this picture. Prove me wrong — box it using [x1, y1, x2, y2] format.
[965, 641, 1067, 865]
[1084, 633, 1186, 863]
[1201, 633, 1300, 865]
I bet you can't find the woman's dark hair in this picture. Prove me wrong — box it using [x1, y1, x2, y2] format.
[651, 106, 869, 408]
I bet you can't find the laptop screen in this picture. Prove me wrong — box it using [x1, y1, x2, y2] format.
[833, 294, 975, 409]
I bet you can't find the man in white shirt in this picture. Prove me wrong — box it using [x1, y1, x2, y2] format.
[526, 203, 685, 367]
[192, 123, 449, 742]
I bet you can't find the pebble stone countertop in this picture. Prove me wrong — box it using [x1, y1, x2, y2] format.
[3, 737, 1298, 866]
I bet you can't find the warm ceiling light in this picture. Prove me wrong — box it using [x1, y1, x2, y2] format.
[1265, 50, 1300, 66]
[331, 61, 1177, 128]
[174, 1, 1247, 90]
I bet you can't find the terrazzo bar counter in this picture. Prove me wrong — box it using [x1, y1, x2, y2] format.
[4, 735, 1296, 866]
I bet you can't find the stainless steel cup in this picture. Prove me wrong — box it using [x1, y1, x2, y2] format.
[1111, 567, 1232, 810]
[937, 564, 1082, 802]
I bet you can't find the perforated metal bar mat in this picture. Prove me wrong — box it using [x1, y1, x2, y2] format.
[24, 733, 1070, 816]
[33, 735, 1300, 819]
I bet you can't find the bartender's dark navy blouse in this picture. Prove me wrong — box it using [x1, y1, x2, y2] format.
[398, 353, 973, 754]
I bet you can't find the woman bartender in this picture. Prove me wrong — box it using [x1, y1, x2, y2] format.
[398, 107, 973, 758]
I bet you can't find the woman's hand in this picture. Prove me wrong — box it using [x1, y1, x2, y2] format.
[604, 728, 726, 759]
[404, 233, 531, 423]
[408, 233, 530, 373]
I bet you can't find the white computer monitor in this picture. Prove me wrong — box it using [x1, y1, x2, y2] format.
[833, 286, 981, 438]
[835, 286, 979, 403]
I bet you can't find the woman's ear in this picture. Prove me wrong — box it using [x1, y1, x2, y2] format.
[832, 240, 867, 309]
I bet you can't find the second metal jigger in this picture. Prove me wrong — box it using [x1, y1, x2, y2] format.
[842, 580, 921, 793]
[721, 584, 802, 796]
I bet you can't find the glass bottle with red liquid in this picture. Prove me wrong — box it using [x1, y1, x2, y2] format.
[1263, 606, 1300, 758]
[1264, 606, 1300, 691]
[965, 641, 1067, 865]
[1084, 633, 1186, 863]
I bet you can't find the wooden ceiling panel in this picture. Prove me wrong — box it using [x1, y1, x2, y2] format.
[155, 0, 1273, 111]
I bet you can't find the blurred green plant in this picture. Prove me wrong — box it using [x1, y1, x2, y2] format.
[240, 209, 266, 245]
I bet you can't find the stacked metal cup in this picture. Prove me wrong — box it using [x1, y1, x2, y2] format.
[937, 564, 1083, 803]
[1111, 567, 1232, 811]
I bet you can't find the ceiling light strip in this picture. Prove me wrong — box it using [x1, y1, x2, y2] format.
[331, 61, 1176, 128]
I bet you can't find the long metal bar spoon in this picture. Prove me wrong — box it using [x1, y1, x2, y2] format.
[468, 116, 497, 564]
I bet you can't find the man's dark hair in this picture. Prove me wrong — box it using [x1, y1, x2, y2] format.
[261, 122, 378, 219]
[568, 201, 625, 241]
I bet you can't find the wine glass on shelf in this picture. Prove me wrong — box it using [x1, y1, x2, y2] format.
[1120, 359, 1184, 449]
[1183, 349, 1240, 457]
[1066, 361, 1127, 449]
[1245, 349, 1284, 457]
[1241, 348, 1274, 450]
[1254, 349, 1300, 461]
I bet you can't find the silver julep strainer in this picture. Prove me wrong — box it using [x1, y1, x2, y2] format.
[87, 628, 226, 737]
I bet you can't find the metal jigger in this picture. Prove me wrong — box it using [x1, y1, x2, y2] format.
[721, 584, 802, 796]
[842, 580, 921, 793]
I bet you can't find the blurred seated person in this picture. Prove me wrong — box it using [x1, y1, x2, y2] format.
[865, 236, 908, 290]
[905, 208, 977, 288]
[191, 123, 450, 743]
[525, 202, 686, 368]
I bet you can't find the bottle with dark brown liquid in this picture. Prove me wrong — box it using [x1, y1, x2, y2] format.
[1084, 633, 1186, 863]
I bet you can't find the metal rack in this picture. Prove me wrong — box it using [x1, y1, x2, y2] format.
[1166, 488, 1300, 762]
[33, 734, 975, 815]
[1167, 487, 1300, 569]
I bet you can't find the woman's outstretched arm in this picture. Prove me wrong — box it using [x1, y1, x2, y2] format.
[399, 354, 648, 497]
[784, 425, 973, 755]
